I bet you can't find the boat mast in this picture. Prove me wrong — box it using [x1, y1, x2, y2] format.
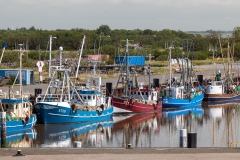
[148, 54, 152, 89]
[19, 44, 23, 100]
[227, 35, 230, 77]
[169, 46, 172, 89]
[125, 39, 129, 97]
[74, 35, 86, 86]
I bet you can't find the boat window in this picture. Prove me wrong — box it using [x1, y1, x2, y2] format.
[138, 92, 140, 95]
[88, 96, 91, 100]
[93, 96, 95, 100]
[84, 96, 86, 100]
[142, 92, 144, 95]
[146, 92, 149, 96]
[6, 104, 8, 109]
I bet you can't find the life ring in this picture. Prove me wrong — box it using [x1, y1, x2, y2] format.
[71, 104, 77, 113]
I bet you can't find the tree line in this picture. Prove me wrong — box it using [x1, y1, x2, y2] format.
[1, 25, 240, 68]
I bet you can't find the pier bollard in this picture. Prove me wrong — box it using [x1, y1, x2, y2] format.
[73, 141, 82, 148]
[180, 129, 187, 148]
[126, 143, 132, 149]
[187, 132, 197, 148]
[0, 112, 6, 148]
[13, 150, 25, 156]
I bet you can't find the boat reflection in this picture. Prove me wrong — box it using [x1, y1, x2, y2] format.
[203, 103, 240, 147]
[34, 119, 114, 148]
[163, 105, 204, 118]
[112, 111, 162, 148]
[0, 129, 37, 148]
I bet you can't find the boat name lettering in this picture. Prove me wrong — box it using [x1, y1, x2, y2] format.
[59, 109, 66, 113]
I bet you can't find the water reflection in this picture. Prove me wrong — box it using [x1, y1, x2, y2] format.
[34, 119, 113, 148]
[1, 129, 37, 148]
[112, 112, 162, 148]
[2, 104, 240, 148]
[202, 103, 240, 147]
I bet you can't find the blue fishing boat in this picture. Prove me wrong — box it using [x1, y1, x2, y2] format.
[0, 97, 37, 133]
[34, 35, 114, 124]
[159, 41, 204, 108]
[0, 44, 37, 133]
[34, 119, 113, 147]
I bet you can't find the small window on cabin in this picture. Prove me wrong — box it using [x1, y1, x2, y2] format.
[138, 92, 140, 95]
[84, 96, 86, 100]
[142, 92, 144, 95]
[88, 96, 91, 100]
[6, 104, 8, 109]
[15, 105, 17, 109]
[146, 92, 149, 96]
[93, 96, 95, 100]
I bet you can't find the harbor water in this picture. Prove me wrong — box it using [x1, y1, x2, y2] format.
[1, 104, 240, 148]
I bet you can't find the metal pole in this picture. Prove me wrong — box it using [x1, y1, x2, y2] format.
[49, 35, 52, 79]
[1, 112, 6, 148]
[74, 35, 86, 86]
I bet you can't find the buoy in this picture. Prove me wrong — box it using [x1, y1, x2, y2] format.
[13, 150, 25, 156]
[127, 143, 132, 149]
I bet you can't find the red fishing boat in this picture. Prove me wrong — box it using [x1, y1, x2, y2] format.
[111, 39, 162, 113]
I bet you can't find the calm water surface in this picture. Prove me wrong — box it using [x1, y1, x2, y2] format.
[3, 104, 240, 148]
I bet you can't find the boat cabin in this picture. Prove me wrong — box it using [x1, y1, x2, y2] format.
[130, 88, 158, 101]
[164, 86, 184, 99]
[205, 81, 224, 94]
[0, 98, 32, 118]
[128, 82, 159, 101]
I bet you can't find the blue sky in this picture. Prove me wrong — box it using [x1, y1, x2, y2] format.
[1, 0, 239, 31]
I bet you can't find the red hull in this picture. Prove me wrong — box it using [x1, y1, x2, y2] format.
[112, 96, 162, 113]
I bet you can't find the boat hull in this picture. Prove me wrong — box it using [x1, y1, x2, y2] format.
[160, 93, 204, 108]
[203, 93, 240, 105]
[112, 96, 162, 113]
[0, 114, 37, 133]
[34, 102, 114, 124]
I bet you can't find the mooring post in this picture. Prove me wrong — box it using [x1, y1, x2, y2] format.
[1, 112, 6, 148]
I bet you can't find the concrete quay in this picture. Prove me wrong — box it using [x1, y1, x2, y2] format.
[0, 148, 240, 160]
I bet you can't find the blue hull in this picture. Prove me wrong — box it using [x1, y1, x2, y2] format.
[160, 93, 204, 108]
[0, 115, 37, 133]
[35, 103, 114, 124]
[163, 106, 204, 118]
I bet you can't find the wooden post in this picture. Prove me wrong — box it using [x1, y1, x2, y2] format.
[1, 112, 6, 148]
